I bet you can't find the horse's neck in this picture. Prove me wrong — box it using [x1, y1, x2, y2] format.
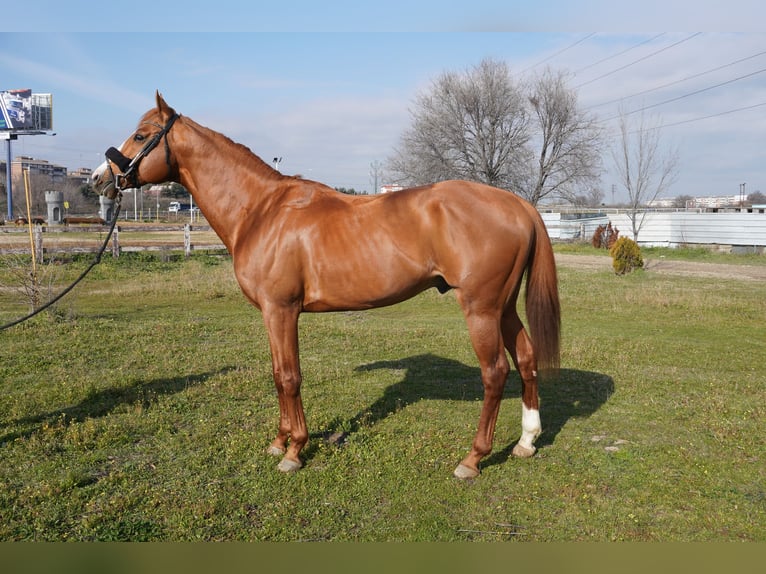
[175, 119, 281, 250]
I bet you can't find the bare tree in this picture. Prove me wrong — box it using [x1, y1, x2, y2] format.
[571, 187, 605, 208]
[516, 68, 603, 205]
[388, 58, 530, 189]
[388, 60, 603, 207]
[612, 108, 679, 240]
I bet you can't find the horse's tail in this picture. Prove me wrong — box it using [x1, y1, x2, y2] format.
[524, 209, 561, 373]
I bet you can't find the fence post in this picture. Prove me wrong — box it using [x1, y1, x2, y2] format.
[184, 224, 191, 258]
[33, 224, 43, 264]
[112, 226, 120, 258]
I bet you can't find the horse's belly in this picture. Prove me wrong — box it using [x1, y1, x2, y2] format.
[301, 272, 437, 312]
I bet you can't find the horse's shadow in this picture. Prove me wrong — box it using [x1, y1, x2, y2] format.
[0, 368, 235, 445]
[314, 354, 614, 470]
[4, 356, 613, 473]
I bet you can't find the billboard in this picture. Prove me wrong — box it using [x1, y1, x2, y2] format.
[0, 89, 53, 131]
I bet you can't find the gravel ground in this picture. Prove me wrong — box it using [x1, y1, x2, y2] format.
[555, 253, 766, 282]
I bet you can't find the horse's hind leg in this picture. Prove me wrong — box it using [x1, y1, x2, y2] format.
[454, 307, 510, 480]
[502, 309, 542, 458]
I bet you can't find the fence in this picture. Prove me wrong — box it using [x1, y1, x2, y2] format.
[5, 210, 766, 257]
[541, 209, 766, 249]
[0, 224, 228, 261]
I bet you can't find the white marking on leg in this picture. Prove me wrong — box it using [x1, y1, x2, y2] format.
[519, 403, 541, 450]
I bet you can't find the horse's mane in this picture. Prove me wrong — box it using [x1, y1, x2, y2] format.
[144, 108, 331, 191]
[183, 115, 280, 179]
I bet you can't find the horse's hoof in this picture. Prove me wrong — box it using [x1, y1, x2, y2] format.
[453, 463, 480, 480]
[512, 443, 536, 458]
[277, 457, 303, 473]
[267, 445, 285, 457]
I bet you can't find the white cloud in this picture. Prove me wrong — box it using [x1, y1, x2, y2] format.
[0, 52, 151, 112]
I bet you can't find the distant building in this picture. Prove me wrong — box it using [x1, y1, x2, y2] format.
[379, 184, 403, 194]
[11, 156, 67, 184]
[68, 167, 93, 186]
[650, 195, 745, 209]
[688, 195, 742, 208]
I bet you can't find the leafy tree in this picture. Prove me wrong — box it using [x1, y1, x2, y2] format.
[747, 191, 766, 206]
[164, 182, 189, 199]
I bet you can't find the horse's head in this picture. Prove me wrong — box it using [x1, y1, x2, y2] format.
[92, 91, 180, 199]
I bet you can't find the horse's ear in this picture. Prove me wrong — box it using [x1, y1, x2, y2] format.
[155, 91, 175, 117]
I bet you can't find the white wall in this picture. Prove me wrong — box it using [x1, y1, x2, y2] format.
[607, 212, 766, 247]
[541, 210, 766, 247]
[540, 212, 610, 241]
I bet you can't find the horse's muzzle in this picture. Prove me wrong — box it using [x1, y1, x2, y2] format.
[91, 161, 119, 199]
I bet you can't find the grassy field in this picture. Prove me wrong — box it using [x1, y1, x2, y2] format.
[0, 248, 764, 541]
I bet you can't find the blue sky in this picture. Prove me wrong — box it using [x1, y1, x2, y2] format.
[2, 4, 766, 201]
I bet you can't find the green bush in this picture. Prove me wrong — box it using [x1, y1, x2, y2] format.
[610, 236, 644, 275]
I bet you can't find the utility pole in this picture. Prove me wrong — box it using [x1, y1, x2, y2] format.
[3, 133, 18, 220]
[370, 160, 383, 195]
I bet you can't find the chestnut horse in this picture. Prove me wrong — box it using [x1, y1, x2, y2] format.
[92, 92, 560, 479]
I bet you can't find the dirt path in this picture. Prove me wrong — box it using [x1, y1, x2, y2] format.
[555, 253, 766, 282]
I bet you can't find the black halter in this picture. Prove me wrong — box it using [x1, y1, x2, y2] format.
[104, 112, 179, 191]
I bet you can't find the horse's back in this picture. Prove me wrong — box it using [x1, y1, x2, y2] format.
[387, 180, 540, 252]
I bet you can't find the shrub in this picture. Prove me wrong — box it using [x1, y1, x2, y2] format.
[591, 222, 620, 249]
[610, 236, 644, 275]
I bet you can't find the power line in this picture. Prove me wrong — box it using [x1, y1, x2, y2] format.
[605, 100, 766, 139]
[575, 32, 704, 89]
[521, 33, 596, 74]
[588, 48, 766, 110]
[652, 101, 766, 130]
[601, 66, 766, 122]
[574, 33, 666, 76]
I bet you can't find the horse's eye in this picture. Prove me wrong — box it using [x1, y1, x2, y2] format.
[134, 134, 146, 142]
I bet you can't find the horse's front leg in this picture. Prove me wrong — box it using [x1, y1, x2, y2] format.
[266, 383, 291, 457]
[263, 303, 307, 472]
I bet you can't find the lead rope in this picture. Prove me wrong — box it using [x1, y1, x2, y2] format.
[0, 194, 123, 331]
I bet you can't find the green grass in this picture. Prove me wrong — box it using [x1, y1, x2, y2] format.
[1, 252, 764, 541]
